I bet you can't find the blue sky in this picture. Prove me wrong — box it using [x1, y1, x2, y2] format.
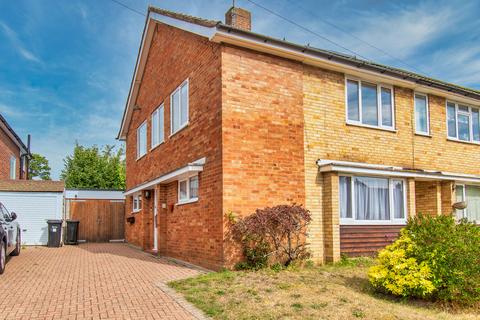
[0, 0, 479, 179]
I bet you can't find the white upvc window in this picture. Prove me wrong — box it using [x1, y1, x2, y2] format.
[137, 121, 147, 159]
[132, 193, 142, 212]
[170, 80, 189, 135]
[177, 175, 199, 204]
[151, 104, 164, 149]
[414, 93, 430, 135]
[455, 184, 480, 223]
[447, 101, 480, 143]
[9, 156, 16, 179]
[345, 77, 395, 130]
[339, 175, 407, 225]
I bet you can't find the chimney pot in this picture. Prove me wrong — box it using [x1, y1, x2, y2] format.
[225, 6, 251, 31]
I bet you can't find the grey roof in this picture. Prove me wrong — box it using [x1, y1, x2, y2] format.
[149, 6, 480, 101]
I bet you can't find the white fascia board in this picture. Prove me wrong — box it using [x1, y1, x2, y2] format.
[211, 31, 480, 107]
[318, 161, 480, 184]
[124, 158, 206, 196]
[0, 121, 27, 154]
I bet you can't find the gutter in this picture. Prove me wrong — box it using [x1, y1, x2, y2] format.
[317, 159, 480, 184]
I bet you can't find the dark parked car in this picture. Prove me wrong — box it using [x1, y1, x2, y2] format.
[0, 202, 21, 274]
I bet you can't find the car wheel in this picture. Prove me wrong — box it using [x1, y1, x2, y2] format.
[0, 240, 6, 275]
[10, 231, 20, 256]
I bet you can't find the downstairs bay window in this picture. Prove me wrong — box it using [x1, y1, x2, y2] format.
[339, 175, 407, 224]
[455, 185, 480, 223]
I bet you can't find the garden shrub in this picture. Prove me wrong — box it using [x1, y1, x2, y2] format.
[232, 204, 311, 268]
[369, 214, 480, 305]
[368, 232, 435, 298]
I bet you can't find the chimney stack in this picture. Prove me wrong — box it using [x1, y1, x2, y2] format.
[225, 6, 251, 31]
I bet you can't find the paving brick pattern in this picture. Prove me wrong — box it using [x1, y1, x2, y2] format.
[0, 243, 205, 320]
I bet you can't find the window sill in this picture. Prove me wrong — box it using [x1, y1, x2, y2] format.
[176, 197, 198, 206]
[170, 122, 189, 138]
[136, 153, 147, 161]
[415, 132, 432, 138]
[346, 122, 396, 133]
[150, 141, 165, 152]
[447, 138, 480, 146]
[340, 220, 407, 225]
[131, 210, 141, 214]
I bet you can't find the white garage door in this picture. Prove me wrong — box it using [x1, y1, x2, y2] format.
[0, 192, 63, 245]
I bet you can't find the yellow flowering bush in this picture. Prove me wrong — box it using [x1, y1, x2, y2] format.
[368, 231, 435, 298]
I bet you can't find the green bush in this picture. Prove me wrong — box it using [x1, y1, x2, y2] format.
[368, 233, 435, 298]
[369, 214, 480, 305]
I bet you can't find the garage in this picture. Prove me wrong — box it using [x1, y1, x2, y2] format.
[0, 180, 64, 245]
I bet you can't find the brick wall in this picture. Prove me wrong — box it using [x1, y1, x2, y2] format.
[124, 23, 223, 270]
[221, 45, 306, 267]
[0, 127, 21, 180]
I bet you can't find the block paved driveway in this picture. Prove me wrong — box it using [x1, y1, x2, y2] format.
[0, 243, 206, 320]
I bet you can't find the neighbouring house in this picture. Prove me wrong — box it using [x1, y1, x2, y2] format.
[0, 113, 30, 180]
[117, 5, 480, 270]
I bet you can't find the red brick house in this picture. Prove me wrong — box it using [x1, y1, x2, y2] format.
[118, 6, 480, 270]
[0, 114, 30, 180]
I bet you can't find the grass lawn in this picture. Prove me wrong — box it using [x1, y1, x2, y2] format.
[169, 258, 480, 320]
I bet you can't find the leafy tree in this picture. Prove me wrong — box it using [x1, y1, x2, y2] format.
[61, 144, 126, 189]
[28, 153, 51, 180]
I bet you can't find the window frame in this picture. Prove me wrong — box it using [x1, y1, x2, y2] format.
[345, 76, 396, 131]
[9, 156, 16, 179]
[170, 79, 189, 136]
[446, 101, 480, 144]
[177, 174, 199, 205]
[455, 184, 480, 223]
[132, 193, 142, 213]
[151, 104, 165, 150]
[136, 121, 148, 160]
[339, 174, 408, 225]
[414, 92, 430, 135]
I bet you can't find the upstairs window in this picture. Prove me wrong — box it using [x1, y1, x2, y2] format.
[171, 80, 189, 134]
[151, 105, 164, 148]
[340, 175, 407, 224]
[346, 78, 394, 130]
[9, 156, 16, 179]
[137, 121, 147, 159]
[447, 102, 480, 143]
[415, 93, 430, 135]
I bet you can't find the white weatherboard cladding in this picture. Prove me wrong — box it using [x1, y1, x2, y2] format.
[0, 192, 63, 245]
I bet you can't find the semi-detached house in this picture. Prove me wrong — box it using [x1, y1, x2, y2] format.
[118, 6, 480, 270]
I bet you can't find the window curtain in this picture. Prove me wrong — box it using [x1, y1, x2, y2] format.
[392, 180, 404, 219]
[355, 177, 389, 220]
[339, 176, 352, 218]
[466, 186, 480, 223]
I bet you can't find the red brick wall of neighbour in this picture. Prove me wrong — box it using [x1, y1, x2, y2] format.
[0, 127, 21, 180]
[221, 45, 306, 267]
[124, 23, 223, 270]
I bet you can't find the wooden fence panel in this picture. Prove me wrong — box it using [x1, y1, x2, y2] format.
[69, 200, 125, 242]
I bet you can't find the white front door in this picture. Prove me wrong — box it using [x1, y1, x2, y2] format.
[153, 189, 158, 251]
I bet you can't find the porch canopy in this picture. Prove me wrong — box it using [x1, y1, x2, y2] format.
[124, 157, 205, 196]
[317, 159, 480, 184]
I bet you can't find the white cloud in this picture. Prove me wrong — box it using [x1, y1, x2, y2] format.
[0, 20, 42, 63]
